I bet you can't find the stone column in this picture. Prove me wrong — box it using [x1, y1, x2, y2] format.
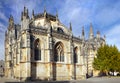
[47, 26, 53, 80]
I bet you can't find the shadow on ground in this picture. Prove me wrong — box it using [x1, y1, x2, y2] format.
[5, 81, 73, 83]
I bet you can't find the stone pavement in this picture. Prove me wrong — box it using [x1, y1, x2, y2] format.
[80, 77, 120, 83]
[0, 77, 120, 83]
[0, 77, 19, 83]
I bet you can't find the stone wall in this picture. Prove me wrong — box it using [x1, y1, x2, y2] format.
[0, 60, 4, 77]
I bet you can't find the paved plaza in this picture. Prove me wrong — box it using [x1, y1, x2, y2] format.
[0, 77, 120, 83]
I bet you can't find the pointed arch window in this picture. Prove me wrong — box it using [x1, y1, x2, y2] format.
[57, 27, 64, 33]
[34, 39, 41, 60]
[54, 42, 64, 62]
[74, 47, 78, 63]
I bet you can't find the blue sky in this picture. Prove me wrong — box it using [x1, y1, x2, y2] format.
[0, 0, 120, 60]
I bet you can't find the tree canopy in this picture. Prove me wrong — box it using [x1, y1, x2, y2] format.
[93, 44, 120, 74]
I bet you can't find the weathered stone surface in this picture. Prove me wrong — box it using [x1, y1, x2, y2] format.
[4, 7, 105, 81]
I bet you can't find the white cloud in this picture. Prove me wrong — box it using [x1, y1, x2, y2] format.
[6, 0, 41, 23]
[95, 8, 120, 27]
[0, 22, 6, 28]
[58, 0, 93, 36]
[1, 0, 120, 60]
[0, 12, 8, 22]
[0, 22, 6, 60]
[105, 24, 120, 50]
[92, 1, 120, 30]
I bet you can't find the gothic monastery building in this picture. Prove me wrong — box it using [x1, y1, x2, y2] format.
[5, 7, 105, 81]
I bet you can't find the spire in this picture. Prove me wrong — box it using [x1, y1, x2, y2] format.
[9, 15, 13, 21]
[24, 6, 27, 15]
[97, 30, 100, 34]
[9, 15, 14, 26]
[104, 35, 106, 40]
[21, 12, 23, 20]
[24, 6, 26, 13]
[21, 6, 29, 20]
[27, 8, 28, 15]
[32, 9, 34, 16]
[5, 30, 7, 36]
[89, 23, 94, 39]
[44, 6, 47, 18]
[56, 10, 58, 21]
[44, 6, 46, 13]
[32, 9, 34, 19]
[69, 22, 72, 31]
[96, 30, 100, 39]
[82, 26, 85, 41]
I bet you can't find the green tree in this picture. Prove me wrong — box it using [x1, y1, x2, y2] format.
[93, 44, 120, 75]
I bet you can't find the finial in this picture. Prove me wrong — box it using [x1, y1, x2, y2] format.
[9, 14, 14, 26]
[21, 12, 23, 20]
[70, 22, 72, 31]
[27, 8, 28, 14]
[97, 30, 100, 34]
[44, 6, 47, 18]
[5, 30, 7, 36]
[56, 10, 58, 18]
[97, 30, 100, 39]
[10, 15, 13, 19]
[31, 10, 34, 20]
[89, 23, 94, 39]
[9, 14, 13, 21]
[82, 26, 85, 41]
[56, 10, 59, 22]
[24, 6, 26, 9]
[32, 9, 34, 16]
[44, 6, 46, 13]
[82, 26, 84, 36]
[26, 8, 29, 17]
[24, 6, 26, 13]
[104, 35, 106, 39]
[90, 22, 92, 27]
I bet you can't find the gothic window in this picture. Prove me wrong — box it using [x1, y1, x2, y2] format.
[54, 42, 64, 62]
[57, 27, 64, 33]
[74, 47, 78, 63]
[34, 38, 41, 60]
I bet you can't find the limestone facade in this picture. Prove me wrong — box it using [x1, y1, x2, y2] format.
[0, 60, 4, 77]
[5, 7, 105, 81]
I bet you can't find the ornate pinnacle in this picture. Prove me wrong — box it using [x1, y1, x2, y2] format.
[44, 6, 47, 18]
[32, 10, 34, 16]
[82, 26, 84, 36]
[56, 10, 58, 18]
[70, 22, 72, 31]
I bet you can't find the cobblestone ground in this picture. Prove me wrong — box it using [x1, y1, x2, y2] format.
[0, 77, 120, 83]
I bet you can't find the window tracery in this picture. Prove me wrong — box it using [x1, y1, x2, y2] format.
[54, 42, 64, 62]
[34, 39, 41, 60]
[57, 27, 64, 33]
[74, 47, 78, 63]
